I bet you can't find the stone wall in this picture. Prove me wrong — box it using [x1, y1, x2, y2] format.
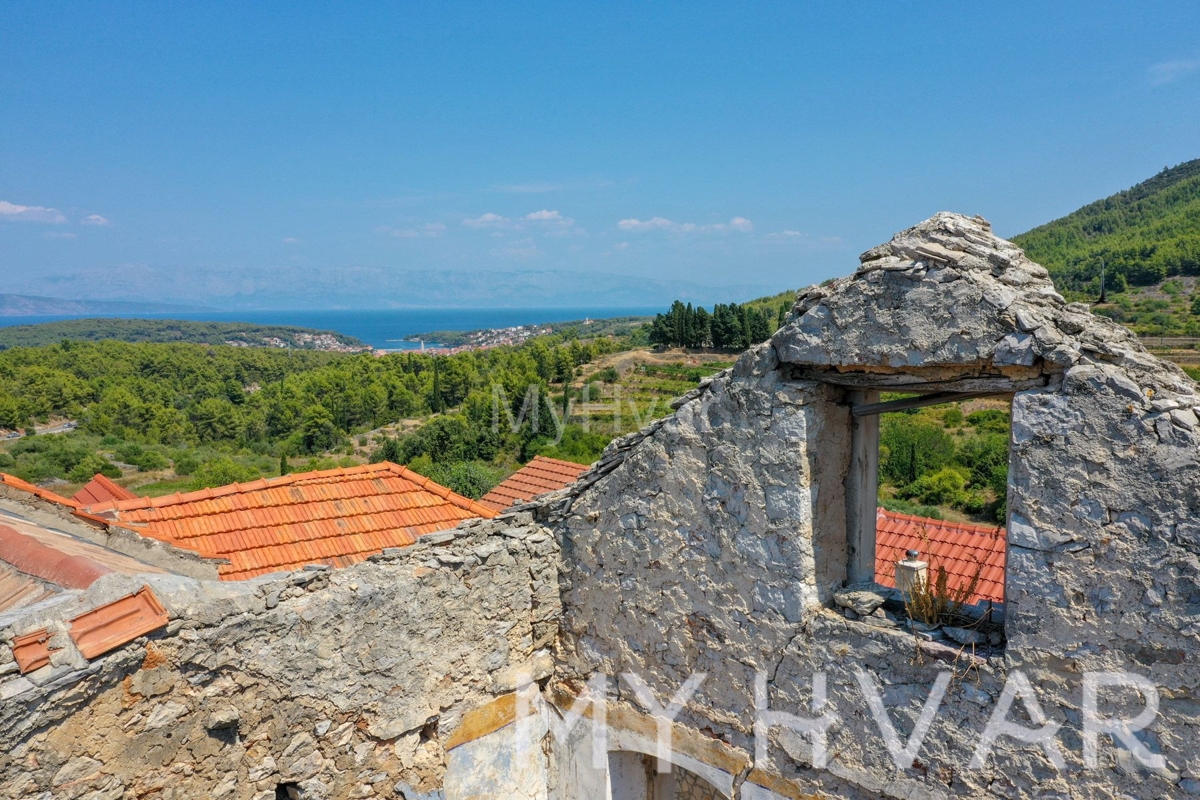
[0, 514, 561, 800]
[4, 212, 1199, 799]
[539, 213, 1200, 799]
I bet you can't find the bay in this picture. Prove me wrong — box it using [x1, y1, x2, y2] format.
[0, 307, 660, 350]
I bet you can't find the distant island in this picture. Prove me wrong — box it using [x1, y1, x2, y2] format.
[0, 293, 212, 317]
[0, 318, 369, 351]
[403, 315, 652, 348]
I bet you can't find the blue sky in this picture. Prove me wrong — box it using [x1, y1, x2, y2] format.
[2, 2, 1199, 308]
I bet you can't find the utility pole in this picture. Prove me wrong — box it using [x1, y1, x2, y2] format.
[1098, 259, 1108, 304]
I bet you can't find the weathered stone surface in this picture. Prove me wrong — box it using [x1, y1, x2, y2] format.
[544, 213, 1200, 800]
[942, 625, 987, 645]
[0, 518, 560, 799]
[832, 582, 889, 615]
[4, 212, 1199, 800]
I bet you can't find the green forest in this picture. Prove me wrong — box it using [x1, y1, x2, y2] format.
[1013, 158, 1200, 294]
[7, 153, 1200, 520]
[0, 333, 633, 499]
[877, 401, 1011, 524]
[646, 293, 795, 349]
[0, 318, 364, 350]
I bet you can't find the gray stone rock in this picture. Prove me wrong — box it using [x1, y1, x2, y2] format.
[833, 582, 889, 616]
[204, 705, 240, 731]
[943, 626, 988, 646]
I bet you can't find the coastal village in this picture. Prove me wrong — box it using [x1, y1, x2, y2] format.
[2, 5, 1198, 797]
[2, 214, 1198, 798]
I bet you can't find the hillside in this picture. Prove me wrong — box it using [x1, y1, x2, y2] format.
[403, 315, 652, 348]
[0, 318, 367, 351]
[1013, 158, 1200, 293]
[0, 293, 209, 316]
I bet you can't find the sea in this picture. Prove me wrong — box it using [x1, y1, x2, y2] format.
[0, 307, 661, 350]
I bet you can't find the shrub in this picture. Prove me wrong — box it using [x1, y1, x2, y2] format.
[409, 459, 501, 500]
[880, 419, 956, 485]
[189, 457, 260, 489]
[878, 496, 944, 519]
[899, 467, 969, 507]
[956, 432, 1010, 487]
[590, 367, 619, 384]
[941, 407, 965, 427]
[67, 454, 122, 483]
[966, 409, 1010, 434]
[115, 443, 171, 471]
[172, 455, 199, 476]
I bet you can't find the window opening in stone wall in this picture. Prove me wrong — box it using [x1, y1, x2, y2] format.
[840, 391, 1011, 648]
[275, 783, 301, 800]
[607, 752, 730, 800]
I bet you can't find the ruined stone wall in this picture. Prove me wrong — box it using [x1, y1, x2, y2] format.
[540, 214, 1200, 799]
[0, 514, 561, 800]
[549, 343, 849, 711]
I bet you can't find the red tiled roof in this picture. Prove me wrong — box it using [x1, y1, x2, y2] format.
[0, 515, 171, 616]
[0, 562, 58, 615]
[0, 523, 113, 590]
[479, 456, 589, 512]
[98, 462, 497, 581]
[12, 586, 169, 673]
[875, 508, 1006, 605]
[0, 472, 79, 509]
[72, 473, 139, 508]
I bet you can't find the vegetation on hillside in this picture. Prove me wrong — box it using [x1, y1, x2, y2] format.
[1013, 158, 1200, 294]
[0, 334, 632, 498]
[878, 401, 1011, 524]
[0, 318, 365, 350]
[646, 293, 795, 349]
[405, 316, 651, 347]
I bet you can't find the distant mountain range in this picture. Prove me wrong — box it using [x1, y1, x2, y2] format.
[3, 265, 774, 312]
[0, 294, 212, 317]
[1013, 158, 1200, 292]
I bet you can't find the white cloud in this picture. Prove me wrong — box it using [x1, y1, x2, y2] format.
[614, 241, 631, 251]
[462, 212, 510, 228]
[463, 210, 579, 234]
[282, 237, 304, 244]
[81, 214, 110, 226]
[618, 216, 676, 232]
[0, 200, 67, 224]
[43, 231, 76, 240]
[1149, 58, 1200, 85]
[617, 216, 753, 234]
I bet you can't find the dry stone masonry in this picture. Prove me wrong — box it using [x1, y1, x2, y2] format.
[2, 213, 1198, 799]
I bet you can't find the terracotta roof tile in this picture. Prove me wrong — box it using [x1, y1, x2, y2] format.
[874, 508, 1006, 605]
[479, 456, 589, 512]
[71, 473, 139, 508]
[105, 462, 496, 580]
[0, 517, 164, 595]
[0, 562, 58, 615]
[0, 472, 79, 509]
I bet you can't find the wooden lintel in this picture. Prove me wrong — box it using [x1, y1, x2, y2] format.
[851, 390, 1004, 417]
[792, 367, 1047, 395]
